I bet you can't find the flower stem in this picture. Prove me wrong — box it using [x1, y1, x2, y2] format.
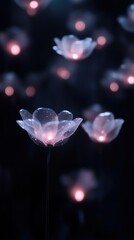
[45, 147, 51, 240]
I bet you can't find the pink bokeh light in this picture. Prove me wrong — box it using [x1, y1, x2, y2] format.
[75, 20, 86, 32]
[5, 86, 14, 96]
[57, 67, 71, 80]
[6, 41, 21, 56]
[25, 86, 36, 97]
[110, 82, 119, 92]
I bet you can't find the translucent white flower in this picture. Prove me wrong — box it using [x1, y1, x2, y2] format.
[82, 112, 124, 143]
[16, 108, 83, 146]
[53, 35, 96, 60]
[117, 4, 134, 32]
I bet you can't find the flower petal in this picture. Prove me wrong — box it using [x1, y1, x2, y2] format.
[71, 41, 84, 55]
[93, 112, 114, 132]
[16, 119, 35, 136]
[83, 39, 96, 58]
[106, 119, 124, 143]
[52, 46, 63, 55]
[61, 35, 78, 57]
[81, 121, 92, 135]
[40, 121, 58, 145]
[58, 110, 73, 121]
[33, 107, 58, 125]
[117, 17, 134, 32]
[62, 118, 83, 139]
[54, 38, 62, 48]
[19, 119, 42, 136]
[19, 109, 32, 120]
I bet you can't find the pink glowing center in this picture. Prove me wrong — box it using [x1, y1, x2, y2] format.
[29, 0, 39, 9]
[98, 135, 106, 142]
[110, 82, 119, 92]
[72, 53, 79, 59]
[42, 131, 56, 144]
[74, 189, 85, 202]
[75, 20, 86, 32]
[97, 36, 107, 46]
[127, 75, 134, 84]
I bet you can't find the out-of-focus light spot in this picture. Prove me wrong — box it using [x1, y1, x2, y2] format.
[75, 20, 86, 32]
[127, 75, 134, 84]
[70, 186, 85, 202]
[57, 67, 71, 80]
[6, 41, 21, 55]
[5, 86, 14, 96]
[25, 86, 36, 97]
[74, 189, 85, 202]
[110, 82, 119, 92]
[97, 36, 107, 46]
[29, 0, 39, 9]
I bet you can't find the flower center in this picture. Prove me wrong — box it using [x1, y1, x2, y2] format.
[98, 135, 106, 142]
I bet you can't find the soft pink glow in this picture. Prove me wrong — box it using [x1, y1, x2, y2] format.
[97, 36, 107, 46]
[127, 75, 134, 84]
[6, 41, 21, 55]
[75, 20, 86, 31]
[29, 0, 39, 9]
[70, 187, 85, 202]
[25, 86, 36, 97]
[17, 108, 83, 147]
[110, 82, 119, 92]
[72, 53, 79, 59]
[97, 135, 106, 142]
[42, 131, 56, 145]
[5, 86, 14, 96]
[57, 67, 71, 80]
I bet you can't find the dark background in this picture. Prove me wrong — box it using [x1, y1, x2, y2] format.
[0, 0, 134, 239]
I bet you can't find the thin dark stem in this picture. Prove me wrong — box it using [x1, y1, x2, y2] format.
[98, 144, 104, 216]
[45, 147, 51, 240]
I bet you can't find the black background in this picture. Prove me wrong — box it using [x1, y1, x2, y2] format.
[0, 0, 134, 240]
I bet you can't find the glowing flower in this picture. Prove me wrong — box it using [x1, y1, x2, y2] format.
[61, 169, 97, 202]
[53, 35, 96, 60]
[16, 108, 83, 146]
[82, 112, 124, 143]
[0, 72, 23, 97]
[118, 59, 134, 87]
[101, 69, 121, 93]
[0, 27, 29, 56]
[117, 4, 134, 32]
[14, 0, 52, 15]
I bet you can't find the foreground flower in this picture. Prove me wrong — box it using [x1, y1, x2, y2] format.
[82, 112, 124, 143]
[117, 4, 134, 32]
[53, 35, 96, 60]
[16, 108, 83, 146]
